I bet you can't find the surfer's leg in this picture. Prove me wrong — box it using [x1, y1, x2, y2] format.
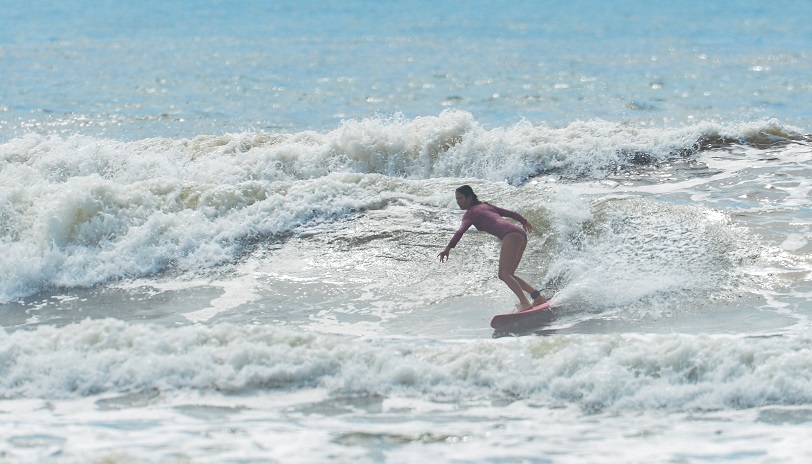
[530, 289, 547, 306]
[508, 235, 547, 306]
[510, 239, 534, 292]
[515, 275, 546, 305]
[499, 233, 532, 311]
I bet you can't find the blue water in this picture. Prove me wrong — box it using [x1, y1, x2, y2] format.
[4, 0, 811, 140]
[2, 1, 812, 462]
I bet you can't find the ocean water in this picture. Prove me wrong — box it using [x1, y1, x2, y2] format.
[2, 0, 812, 462]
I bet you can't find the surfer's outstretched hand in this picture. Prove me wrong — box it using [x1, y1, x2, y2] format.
[523, 221, 533, 234]
[438, 247, 450, 262]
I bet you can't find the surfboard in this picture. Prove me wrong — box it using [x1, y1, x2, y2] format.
[490, 302, 552, 329]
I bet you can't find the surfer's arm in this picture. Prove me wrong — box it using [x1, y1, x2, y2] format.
[492, 205, 533, 234]
[439, 218, 472, 262]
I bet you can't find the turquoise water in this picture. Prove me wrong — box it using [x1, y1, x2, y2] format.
[4, 0, 811, 139]
[2, 1, 812, 462]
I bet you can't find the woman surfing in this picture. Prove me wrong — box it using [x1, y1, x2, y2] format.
[438, 185, 547, 312]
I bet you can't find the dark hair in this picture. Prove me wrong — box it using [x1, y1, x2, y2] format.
[456, 185, 482, 205]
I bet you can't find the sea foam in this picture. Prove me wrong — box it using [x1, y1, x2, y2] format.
[1, 319, 811, 414]
[1, 112, 805, 302]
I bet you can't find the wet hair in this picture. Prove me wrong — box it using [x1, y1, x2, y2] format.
[456, 185, 482, 206]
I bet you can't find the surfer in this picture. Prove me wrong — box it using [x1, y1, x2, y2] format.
[438, 185, 547, 312]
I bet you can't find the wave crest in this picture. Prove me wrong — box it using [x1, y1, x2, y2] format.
[2, 320, 811, 414]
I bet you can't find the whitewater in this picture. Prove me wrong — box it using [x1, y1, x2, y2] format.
[2, 1, 812, 463]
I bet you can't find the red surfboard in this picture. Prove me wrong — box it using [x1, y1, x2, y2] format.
[490, 302, 552, 329]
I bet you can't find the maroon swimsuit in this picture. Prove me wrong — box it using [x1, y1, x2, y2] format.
[446, 203, 528, 249]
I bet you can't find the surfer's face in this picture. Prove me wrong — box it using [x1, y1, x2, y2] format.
[455, 191, 472, 210]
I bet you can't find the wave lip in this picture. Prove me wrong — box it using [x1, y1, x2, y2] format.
[3, 112, 804, 187]
[172, 111, 809, 183]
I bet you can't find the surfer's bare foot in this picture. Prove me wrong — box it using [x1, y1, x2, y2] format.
[515, 302, 534, 313]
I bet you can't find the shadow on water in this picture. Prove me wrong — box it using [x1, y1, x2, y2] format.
[491, 309, 559, 338]
[492, 326, 559, 338]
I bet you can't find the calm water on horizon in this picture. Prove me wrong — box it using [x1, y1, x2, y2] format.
[2, 1, 812, 462]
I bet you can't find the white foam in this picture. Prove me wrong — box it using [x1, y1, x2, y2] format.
[0, 115, 804, 303]
[536, 191, 758, 317]
[781, 234, 808, 251]
[2, 319, 812, 414]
